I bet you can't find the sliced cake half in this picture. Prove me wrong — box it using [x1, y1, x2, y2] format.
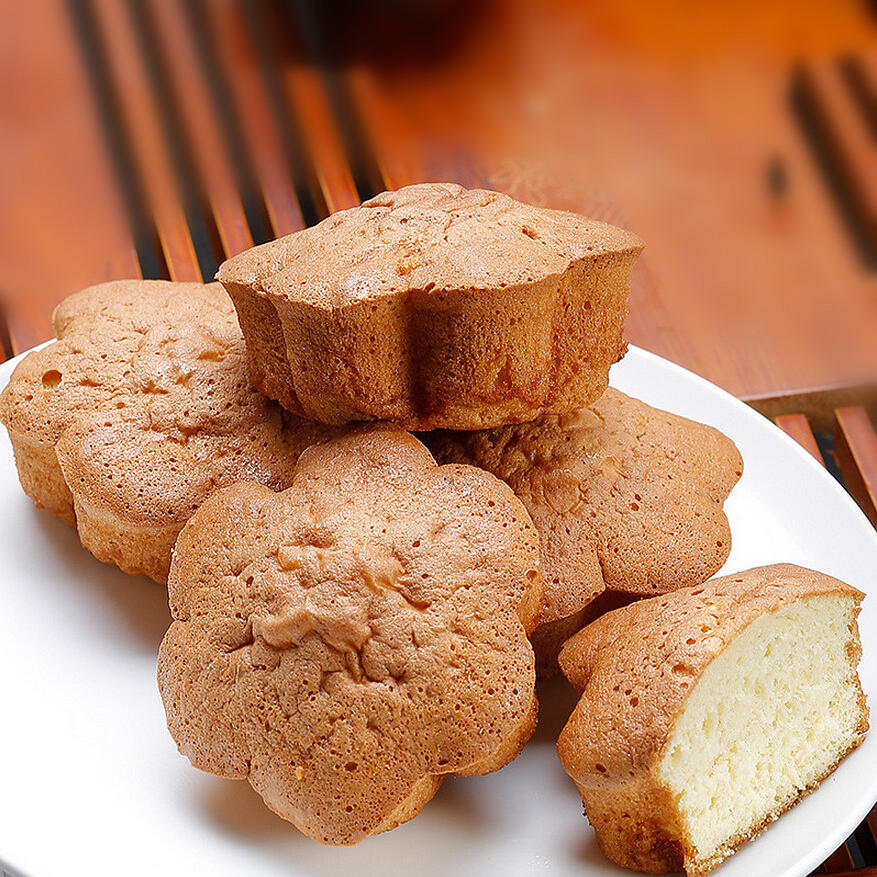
[557, 564, 869, 876]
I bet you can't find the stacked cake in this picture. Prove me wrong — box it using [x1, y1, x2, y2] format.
[0, 182, 867, 873]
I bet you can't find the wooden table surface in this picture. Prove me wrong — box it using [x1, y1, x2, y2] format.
[1, 1, 876, 873]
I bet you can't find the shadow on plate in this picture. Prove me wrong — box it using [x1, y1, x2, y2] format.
[202, 776, 292, 840]
[33, 506, 170, 646]
[575, 831, 622, 870]
[202, 770, 488, 842]
[533, 674, 579, 743]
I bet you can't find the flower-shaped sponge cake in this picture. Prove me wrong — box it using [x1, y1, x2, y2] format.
[219, 182, 642, 430]
[158, 425, 543, 844]
[425, 389, 742, 675]
[0, 280, 336, 582]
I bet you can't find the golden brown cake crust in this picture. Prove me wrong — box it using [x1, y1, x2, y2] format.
[426, 388, 742, 674]
[219, 183, 643, 430]
[0, 280, 337, 582]
[158, 425, 543, 844]
[557, 564, 869, 875]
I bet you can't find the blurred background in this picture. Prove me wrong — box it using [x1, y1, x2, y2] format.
[2, 1, 876, 400]
[1, 1, 877, 871]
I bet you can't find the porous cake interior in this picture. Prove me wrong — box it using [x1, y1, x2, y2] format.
[657, 593, 864, 873]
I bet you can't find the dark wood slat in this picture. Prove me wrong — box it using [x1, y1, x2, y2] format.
[865, 806, 877, 869]
[0, 301, 15, 361]
[798, 58, 877, 253]
[254, 0, 360, 218]
[287, 63, 361, 214]
[775, 414, 825, 465]
[821, 870, 877, 877]
[89, 0, 200, 281]
[834, 406, 877, 527]
[748, 383, 876, 434]
[822, 842, 857, 873]
[851, 54, 877, 118]
[146, 0, 252, 261]
[0, 0, 140, 352]
[199, 0, 306, 238]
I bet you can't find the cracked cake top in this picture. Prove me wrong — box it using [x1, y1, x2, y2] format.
[425, 389, 742, 672]
[158, 425, 543, 844]
[218, 182, 643, 307]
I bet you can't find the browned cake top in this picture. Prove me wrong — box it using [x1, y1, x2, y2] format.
[218, 182, 643, 307]
[0, 280, 336, 527]
[426, 388, 743, 625]
[158, 426, 543, 844]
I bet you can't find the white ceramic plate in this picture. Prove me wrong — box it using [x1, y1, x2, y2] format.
[0, 344, 875, 877]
